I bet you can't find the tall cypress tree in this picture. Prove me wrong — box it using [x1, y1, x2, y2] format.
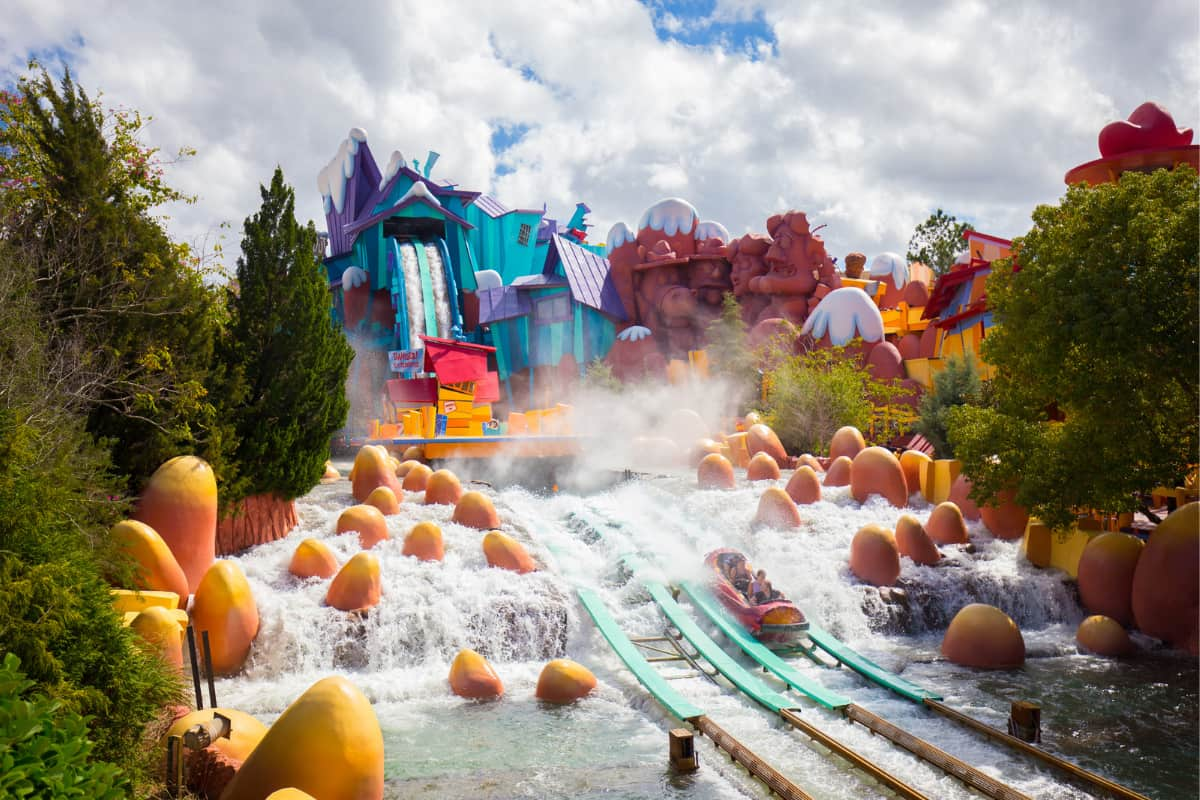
[223, 167, 353, 502]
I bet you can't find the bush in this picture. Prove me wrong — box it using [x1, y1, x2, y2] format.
[581, 358, 622, 393]
[914, 353, 983, 458]
[762, 346, 876, 455]
[0, 653, 128, 800]
[705, 293, 761, 410]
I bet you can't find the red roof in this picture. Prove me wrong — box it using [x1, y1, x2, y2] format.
[420, 336, 495, 384]
[922, 260, 991, 320]
[475, 371, 501, 403]
[386, 377, 438, 403]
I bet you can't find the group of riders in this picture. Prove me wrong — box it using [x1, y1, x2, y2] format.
[722, 557, 783, 605]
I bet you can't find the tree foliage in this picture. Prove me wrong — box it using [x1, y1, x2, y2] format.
[219, 168, 353, 502]
[915, 353, 983, 458]
[705, 293, 761, 411]
[907, 208, 972, 276]
[949, 166, 1199, 529]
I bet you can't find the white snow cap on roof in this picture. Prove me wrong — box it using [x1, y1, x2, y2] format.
[317, 129, 368, 215]
[606, 221, 636, 254]
[801, 287, 885, 346]
[694, 220, 730, 243]
[341, 265, 368, 290]
[396, 180, 441, 208]
[474, 270, 502, 292]
[869, 252, 908, 288]
[379, 150, 407, 191]
[638, 198, 698, 237]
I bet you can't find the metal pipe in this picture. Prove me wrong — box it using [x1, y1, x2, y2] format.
[185, 626, 203, 710]
[201, 630, 218, 709]
[693, 716, 813, 800]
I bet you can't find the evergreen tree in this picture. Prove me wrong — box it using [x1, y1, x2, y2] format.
[907, 209, 973, 276]
[914, 354, 982, 458]
[222, 167, 353, 502]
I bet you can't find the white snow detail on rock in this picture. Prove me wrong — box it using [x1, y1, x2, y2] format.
[317, 129, 367, 215]
[694, 220, 730, 243]
[869, 252, 908, 289]
[637, 198, 698, 237]
[474, 269, 503, 292]
[341, 265, 368, 290]
[801, 287, 884, 346]
[605, 222, 636, 254]
[395, 180, 441, 207]
[379, 150, 407, 191]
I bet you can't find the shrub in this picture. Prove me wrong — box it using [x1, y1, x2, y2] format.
[915, 353, 983, 458]
[705, 293, 761, 410]
[762, 346, 875, 455]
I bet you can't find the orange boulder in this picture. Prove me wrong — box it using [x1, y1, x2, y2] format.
[752, 487, 802, 529]
[1131, 502, 1199, 653]
[130, 605, 184, 669]
[336, 504, 390, 550]
[325, 552, 382, 612]
[482, 531, 537, 574]
[979, 490, 1028, 540]
[850, 447, 908, 507]
[949, 474, 982, 520]
[395, 459, 422, 478]
[424, 469, 464, 505]
[1076, 615, 1133, 657]
[823, 456, 852, 487]
[925, 502, 969, 545]
[191, 560, 259, 676]
[364, 486, 402, 515]
[133, 455, 218, 594]
[1077, 532, 1143, 626]
[351, 445, 403, 503]
[403, 446, 425, 462]
[321, 461, 341, 483]
[829, 426, 865, 461]
[747, 452, 781, 481]
[849, 524, 901, 586]
[448, 649, 504, 699]
[797, 453, 824, 473]
[898, 450, 932, 498]
[401, 463, 434, 492]
[111, 519, 190, 608]
[535, 659, 597, 704]
[697, 453, 736, 489]
[942, 604, 1025, 669]
[452, 491, 500, 530]
[402, 522, 444, 562]
[688, 438, 726, 468]
[895, 514, 940, 566]
[784, 466, 822, 504]
[746, 423, 787, 467]
[166, 707, 267, 765]
[288, 538, 339, 580]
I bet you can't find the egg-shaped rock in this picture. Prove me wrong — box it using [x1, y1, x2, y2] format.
[895, 514, 940, 566]
[482, 531, 537, 574]
[797, 453, 824, 473]
[865, 341, 904, 380]
[746, 423, 787, 467]
[321, 461, 340, 483]
[395, 459, 422, 478]
[266, 790, 318, 800]
[351, 445, 404, 504]
[979, 490, 1028, 540]
[747, 452, 781, 481]
[850, 447, 908, 507]
[784, 466, 822, 504]
[424, 469, 464, 505]
[536, 659, 597, 704]
[133, 455, 217, 594]
[1077, 532, 1144, 627]
[448, 648, 504, 699]
[336, 504, 390, 550]
[1131, 502, 1199, 653]
[325, 552, 382, 612]
[111, 519, 190, 608]
[191, 560, 259, 676]
[452, 491, 500, 530]
[949, 474, 981, 520]
[401, 463, 434, 492]
[898, 450, 932, 498]
[166, 707, 268, 764]
[697, 453, 736, 489]
[925, 502, 969, 545]
[403, 446, 425, 462]
[288, 539, 339, 580]
[364, 486, 402, 515]
[829, 426, 865, 461]
[942, 604, 1025, 669]
[823, 456, 852, 487]
[402, 521, 444, 562]
[218, 676, 384, 800]
[1076, 615, 1133, 657]
[849, 524, 901, 586]
[688, 438, 725, 468]
[752, 487, 801, 529]
[130, 605, 184, 669]
[742, 411, 763, 428]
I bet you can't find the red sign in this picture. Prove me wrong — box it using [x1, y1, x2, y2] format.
[388, 349, 423, 372]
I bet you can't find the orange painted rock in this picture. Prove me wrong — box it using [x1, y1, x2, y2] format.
[395, 459, 422, 478]
[336, 504, 390, 550]
[387, 455, 401, 475]
[535, 659, 597, 704]
[288, 539, 339, 580]
[351, 445, 403, 503]
[784, 466, 822, 504]
[403, 446, 425, 462]
[949, 474, 981, 520]
[111, 520, 190, 608]
[321, 461, 340, 483]
[797, 453, 824, 473]
[267, 790, 318, 800]
[925, 502, 969, 545]
[133, 455, 217, 594]
[424, 469, 464, 505]
[130, 605, 184, 669]
[747, 452, 781, 481]
[191, 560, 259, 676]
[325, 552, 382, 612]
[829, 426, 865, 461]
[752, 487, 801, 529]
[895, 514, 940, 566]
[401, 463, 434, 492]
[448, 648, 504, 699]
[219, 676, 384, 800]
[1131, 502, 1199, 652]
[849, 524, 901, 586]
[452, 491, 500, 530]
[823, 456, 852, 487]
[979, 490, 1028, 540]
[898, 450, 932, 497]
[1076, 615, 1133, 657]
[942, 604, 1025, 669]
[850, 447, 908, 507]
[742, 411, 763, 427]
[365, 486, 402, 515]
[688, 438, 725, 468]
[697, 453, 736, 489]
[746, 423, 787, 467]
[1077, 532, 1144, 626]
[402, 521, 444, 562]
[166, 707, 268, 764]
[482, 531, 537, 574]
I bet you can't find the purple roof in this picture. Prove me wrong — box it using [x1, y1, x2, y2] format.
[550, 234, 627, 320]
[512, 273, 568, 288]
[343, 195, 473, 238]
[473, 194, 511, 218]
[324, 140, 382, 258]
[351, 164, 479, 230]
[477, 286, 530, 324]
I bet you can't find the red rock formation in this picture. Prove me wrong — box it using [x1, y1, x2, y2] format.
[217, 494, 299, 555]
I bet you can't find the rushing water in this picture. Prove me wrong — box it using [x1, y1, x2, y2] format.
[215, 466, 1198, 799]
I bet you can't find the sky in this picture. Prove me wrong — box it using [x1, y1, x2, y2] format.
[2, 0, 1197, 267]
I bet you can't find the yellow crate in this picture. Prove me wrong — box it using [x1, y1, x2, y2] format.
[112, 589, 179, 615]
[438, 382, 476, 403]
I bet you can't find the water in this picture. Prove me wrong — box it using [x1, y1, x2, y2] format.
[216, 468, 1198, 799]
[396, 241, 453, 346]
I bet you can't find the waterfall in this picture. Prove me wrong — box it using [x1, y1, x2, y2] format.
[423, 241, 452, 338]
[397, 241, 425, 349]
[395, 239, 453, 346]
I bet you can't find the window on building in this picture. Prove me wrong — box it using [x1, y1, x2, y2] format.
[534, 293, 572, 325]
[517, 223, 532, 246]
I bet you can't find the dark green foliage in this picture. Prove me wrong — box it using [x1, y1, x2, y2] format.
[220, 168, 353, 502]
[907, 208, 972, 276]
[915, 354, 982, 458]
[581, 358, 622, 393]
[0, 653, 128, 800]
[949, 166, 1199, 529]
[705, 293, 761, 411]
[762, 346, 875, 455]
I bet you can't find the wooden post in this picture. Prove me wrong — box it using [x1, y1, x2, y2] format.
[185, 626, 203, 710]
[166, 734, 183, 797]
[1007, 700, 1041, 743]
[669, 728, 699, 772]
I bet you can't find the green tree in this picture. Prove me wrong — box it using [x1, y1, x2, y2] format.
[914, 354, 983, 458]
[907, 208, 973, 276]
[705, 293, 761, 410]
[220, 168, 353, 502]
[948, 166, 1199, 529]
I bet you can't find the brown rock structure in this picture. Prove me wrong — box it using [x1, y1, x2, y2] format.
[750, 211, 842, 326]
[218, 494, 299, 555]
[843, 251, 866, 279]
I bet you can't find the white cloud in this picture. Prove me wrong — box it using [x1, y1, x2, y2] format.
[1, 0, 1196, 267]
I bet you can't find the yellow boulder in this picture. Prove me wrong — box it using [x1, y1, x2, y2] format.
[424, 469, 464, 505]
[130, 605, 184, 669]
[482, 531, 537, 574]
[401, 463, 433, 492]
[942, 604, 1025, 669]
[745, 423, 787, 467]
[1076, 615, 1133, 657]
[288, 539, 339, 580]
[165, 707, 268, 764]
[191, 560, 259, 676]
[1131, 502, 1199, 653]
[111, 520, 190, 609]
[133, 455, 217, 594]
[1077, 532, 1143, 627]
[535, 659, 597, 704]
[336, 504, 390, 550]
[448, 648, 504, 699]
[325, 553, 382, 612]
[364, 486, 402, 516]
[898, 450, 932, 497]
[452, 491, 500, 530]
[351, 445, 403, 503]
[266, 790, 318, 800]
[321, 461, 340, 483]
[402, 522, 444, 562]
[979, 490, 1029, 541]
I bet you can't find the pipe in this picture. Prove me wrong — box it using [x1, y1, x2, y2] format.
[201, 630, 217, 709]
[186, 626, 203, 710]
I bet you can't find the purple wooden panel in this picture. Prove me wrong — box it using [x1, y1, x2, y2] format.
[473, 194, 511, 218]
[551, 234, 626, 320]
[477, 286, 530, 323]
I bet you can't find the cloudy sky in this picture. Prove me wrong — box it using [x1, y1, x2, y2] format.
[3, 0, 1197, 265]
